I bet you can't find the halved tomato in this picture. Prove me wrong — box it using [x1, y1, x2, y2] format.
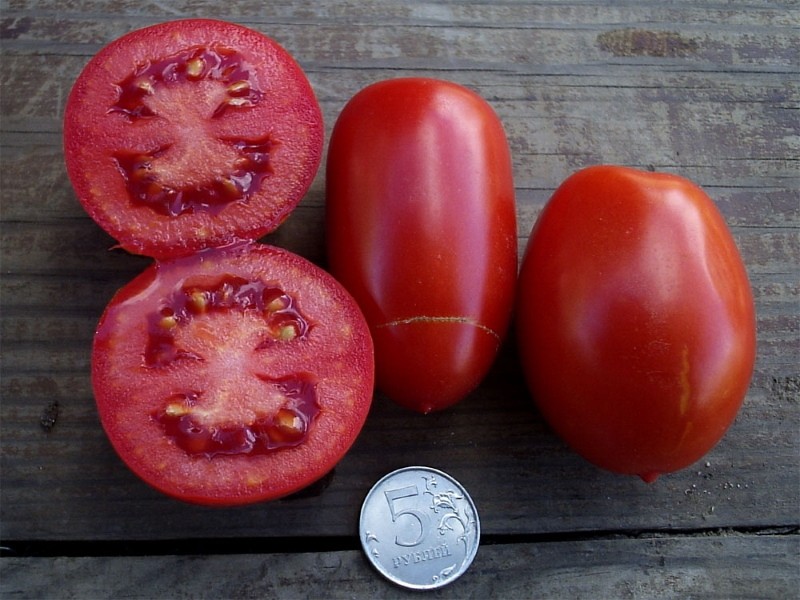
[64, 19, 323, 258]
[92, 242, 374, 505]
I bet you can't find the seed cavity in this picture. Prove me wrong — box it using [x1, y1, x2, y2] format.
[145, 275, 310, 368]
[154, 378, 319, 458]
[113, 136, 275, 217]
[110, 45, 264, 121]
[109, 45, 273, 216]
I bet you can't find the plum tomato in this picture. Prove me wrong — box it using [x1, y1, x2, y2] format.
[64, 19, 323, 259]
[325, 78, 517, 414]
[92, 242, 374, 505]
[516, 166, 756, 482]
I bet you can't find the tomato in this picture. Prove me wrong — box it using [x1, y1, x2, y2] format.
[92, 242, 374, 505]
[516, 166, 756, 481]
[325, 78, 517, 413]
[64, 19, 323, 259]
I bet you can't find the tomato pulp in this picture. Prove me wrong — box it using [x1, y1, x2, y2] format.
[326, 78, 517, 413]
[64, 19, 323, 259]
[516, 166, 756, 481]
[92, 242, 374, 505]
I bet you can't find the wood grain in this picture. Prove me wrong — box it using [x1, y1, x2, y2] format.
[1, 1, 798, 596]
[3, 535, 798, 599]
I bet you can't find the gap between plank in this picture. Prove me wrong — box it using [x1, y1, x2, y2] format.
[2, 526, 797, 558]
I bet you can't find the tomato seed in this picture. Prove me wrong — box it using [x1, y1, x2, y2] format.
[187, 290, 209, 313]
[227, 80, 250, 96]
[185, 57, 205, 79]
[265, 296, 289, 313]
[275, 323, 298, 341]
[164, 402, 190, 417]
[159, 315, 178, 330]
[218, 177, 241, 198]
[233, 157, 252, 171]
[135, 78, 155, 94]
[265, 408, 306, 444]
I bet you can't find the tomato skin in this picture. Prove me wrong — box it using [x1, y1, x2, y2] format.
[64, 19, 323, 259]
[92, 242, 374, 505]
[516, 166, 756, 481]
[326, 78, 517, 413]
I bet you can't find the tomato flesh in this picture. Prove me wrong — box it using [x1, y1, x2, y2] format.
[64, 19, 323, 258]
[516, 166, 756, 481]
[92, 242, 374, 505]
[326, 78, 517, 413]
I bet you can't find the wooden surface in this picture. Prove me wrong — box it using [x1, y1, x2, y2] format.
[1, 1, 798, 598]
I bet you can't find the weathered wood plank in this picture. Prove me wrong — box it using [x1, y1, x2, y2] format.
[2, 534, 798, 599]
[2, 4, 797, 67]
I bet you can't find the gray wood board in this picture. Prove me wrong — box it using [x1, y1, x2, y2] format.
[2, 534, 798, 599]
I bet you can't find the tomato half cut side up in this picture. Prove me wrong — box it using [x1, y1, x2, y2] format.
[64, 19, 323, 259]
[92, 242, 374, 505]
[516, 166, 756, 482]
[326, 78, 517, 414]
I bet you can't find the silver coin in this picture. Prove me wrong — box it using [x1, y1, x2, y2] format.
[359, 466, 480, 590]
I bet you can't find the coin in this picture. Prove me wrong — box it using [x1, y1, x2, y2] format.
[359, 466, 480, 590]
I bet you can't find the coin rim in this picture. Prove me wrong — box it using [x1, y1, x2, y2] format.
[358, 465, 481, 591]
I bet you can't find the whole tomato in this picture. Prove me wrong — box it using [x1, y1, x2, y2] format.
[516, 166, 756, 481]
[326, 78, 517, 413]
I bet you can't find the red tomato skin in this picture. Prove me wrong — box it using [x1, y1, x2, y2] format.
[325, 78, 517, 413]
[516, 166, 756, 481]
[92, 242, 374, 505]
[64, 19, 323, 259]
